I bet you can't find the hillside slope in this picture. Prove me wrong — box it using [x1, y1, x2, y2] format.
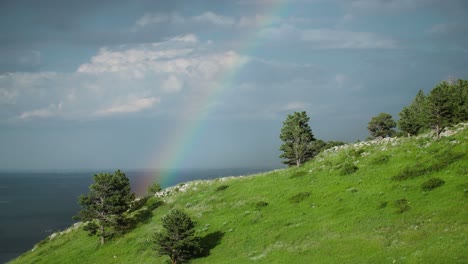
[11, 124, 468, 264]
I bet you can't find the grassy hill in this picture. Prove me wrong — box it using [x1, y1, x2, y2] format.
[11, 124, 468, 264]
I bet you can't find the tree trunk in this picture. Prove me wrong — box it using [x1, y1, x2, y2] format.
[296, 160, 300, 167]
[100, 226, 105, 244]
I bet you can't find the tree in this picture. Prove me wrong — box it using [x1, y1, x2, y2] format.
[279, 111, 316, 167]
[398, 90, 429, 136]
[75, 170, 135, 244]
[367, 113, 396, 139]
[147, 181, 162, 196]
[154, 209, 201, 264]
[426, 81, 454, 138]
[446, 79, 467, 124]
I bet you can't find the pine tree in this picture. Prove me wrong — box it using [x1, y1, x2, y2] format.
[427, 81, 453, 138]
[367, 113, 396, 139]
[75, 170, 135, 244]
[448, 79, 468, 124]
[398, 90, 429, 136]
[154, 209, 201, 264]
[279, 111, 316, 167]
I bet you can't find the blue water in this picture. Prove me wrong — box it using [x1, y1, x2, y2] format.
[0, 168, 273, 263]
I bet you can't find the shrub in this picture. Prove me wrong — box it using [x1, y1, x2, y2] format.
[370, 154, 391, 165]
[146, 197, 163, 210]
[394, 198, 410, 214]
[130, 196, 149, 212]
[147, 182, 162, 195]
[378, 201, 388, 209]
[255, 201, 269, 208]
[216, 185, 229, 191]
[340, 162, 359, 175]
[393, 152, 464, 181]
[290, 171, 307, 179]
[421, 178, 445, 191]
[348, 148, 365, 158]
[289, 192, 310, 203]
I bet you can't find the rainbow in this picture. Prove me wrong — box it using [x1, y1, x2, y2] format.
[141, 1, 291, 190]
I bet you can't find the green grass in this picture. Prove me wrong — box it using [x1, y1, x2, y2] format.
[10, 127, 468, 264]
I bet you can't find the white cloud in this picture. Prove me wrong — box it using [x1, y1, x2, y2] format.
[77, 36, 248, 81]
[135, 13, 185, 27]
[96, 97, 160, 116]
[0, 34, 252, 121]
[162, 75, 183, 93]
[20, 102, 62, 119]
[193, 12, 235, 26]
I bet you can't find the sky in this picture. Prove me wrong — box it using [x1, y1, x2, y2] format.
[0, 0, 467, 171]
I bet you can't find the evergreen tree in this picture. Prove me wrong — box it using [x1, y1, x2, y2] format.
[279, 111, 316, 167]
[367, 113, 396, 139]
[427, 81, 454, 138]
[75, 170, 135, 244]
[448, 79, 468, 124]
[398, 90, 429, 135]
[154, 209, 201, 264]
[147, 181, 162, 196]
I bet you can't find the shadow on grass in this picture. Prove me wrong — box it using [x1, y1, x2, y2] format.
[197, 231, 225, 258]
[124, 200, 164, 232]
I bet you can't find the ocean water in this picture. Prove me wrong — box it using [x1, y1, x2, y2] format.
[0, 168, 273, 263]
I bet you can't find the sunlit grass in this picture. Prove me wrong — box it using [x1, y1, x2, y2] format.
[11, 128, 468, 264]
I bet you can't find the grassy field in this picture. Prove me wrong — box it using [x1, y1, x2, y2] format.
[11, 125, 468, 264]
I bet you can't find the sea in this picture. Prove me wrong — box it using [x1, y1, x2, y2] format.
[0, 167, 273, 263]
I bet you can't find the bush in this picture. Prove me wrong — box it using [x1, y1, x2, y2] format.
[421, 178, 445, 191]
[370, 154, 391, 165]
[348, 148, 365, 158]
[146, 197, 163, 210]
[377, 201, 388, 209]
[340, 163, 359, 175]
[255, 201, 269, 208]
[130, 196, 149, 212]
[216, 185, 229, 191]
[290, 171, 307, 178]
[393, 152, 463, 181]
[289, 192, 310, 203]
[394, 198, 410, 214]
[147, 182, 162, 195]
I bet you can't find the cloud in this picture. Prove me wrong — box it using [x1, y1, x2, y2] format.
[135, 12, 185, 28]
[162, 75, 183, 93]
[0, 34, 251, 121]
[19, 102, 62, 119]
[193, 12, 235, 26]
[95, 97, 160, 116]
[260, 24, 396, 49]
